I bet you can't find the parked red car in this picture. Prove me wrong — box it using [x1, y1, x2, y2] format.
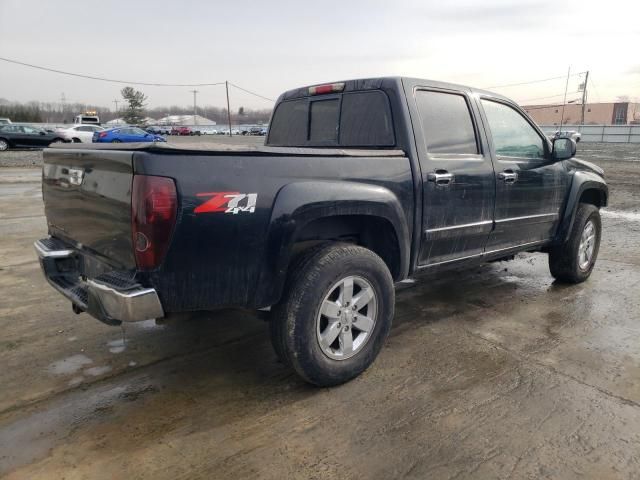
[171, 126, 192, 136]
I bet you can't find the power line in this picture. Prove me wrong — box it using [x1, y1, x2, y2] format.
[229, 82, 275, 102]
[485, 72, 585, 89]
[0, 56, 226, 87]
[518, 91, 581, 103]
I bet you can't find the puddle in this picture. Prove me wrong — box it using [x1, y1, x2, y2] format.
[47, 354, 93, 375]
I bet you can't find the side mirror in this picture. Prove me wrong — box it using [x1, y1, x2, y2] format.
[552, 137, 576, 161]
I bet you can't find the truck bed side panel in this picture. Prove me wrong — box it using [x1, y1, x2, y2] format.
[134, 151, 413, 311]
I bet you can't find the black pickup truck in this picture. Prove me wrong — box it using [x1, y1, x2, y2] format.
[35, 77, 607, 386]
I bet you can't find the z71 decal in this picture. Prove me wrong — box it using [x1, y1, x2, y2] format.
[194, 192, 258, 214]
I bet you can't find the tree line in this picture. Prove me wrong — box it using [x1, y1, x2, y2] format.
[0, 92, 272, 125]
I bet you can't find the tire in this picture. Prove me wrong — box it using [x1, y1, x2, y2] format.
[549, 203, 601, 283]
[51, 138, 65, 144]
[72, 138, 81, 143]
[0, 138, 9, 151]
[111, 139, 122, 143]
[270, 243, 395, 386]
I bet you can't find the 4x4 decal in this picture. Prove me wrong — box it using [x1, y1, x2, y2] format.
[195, 192, 258, 214]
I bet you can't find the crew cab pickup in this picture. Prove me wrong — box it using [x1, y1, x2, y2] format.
[36, 77, 607, 386]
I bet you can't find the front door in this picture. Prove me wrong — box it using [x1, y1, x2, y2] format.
[479, 98, 568, 251]
[413, 88, 496, 266]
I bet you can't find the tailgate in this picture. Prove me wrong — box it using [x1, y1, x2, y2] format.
[42, 148, 136, 269]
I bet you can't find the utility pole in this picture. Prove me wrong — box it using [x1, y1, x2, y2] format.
[60, 93, 66, 123]
[559, 66, 570, 131]
[225, 81, 232, 136]
[580, 70, 589, 128]
[113, 99, 119, 119]
[190, 90, 198, 125]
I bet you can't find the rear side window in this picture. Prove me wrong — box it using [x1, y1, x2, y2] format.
[415, 90, 478, 155]
[267, 90, 395, 147]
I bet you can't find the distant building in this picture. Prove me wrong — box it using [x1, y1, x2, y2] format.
[106, 117, 157, 125]
[523, 102, 640, 125]
[157, 114, 216, 126]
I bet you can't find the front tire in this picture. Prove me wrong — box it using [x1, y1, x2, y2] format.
[270, 244, 394, 386]
[0, 138, 9, 151]
[111, 139, 122, 143]
[549, 203, 601, 283]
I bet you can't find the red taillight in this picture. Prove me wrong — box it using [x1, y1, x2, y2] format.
[131, 175, 177, 270]
[99, 132, 108, 138]
[308, 82, 345, 95]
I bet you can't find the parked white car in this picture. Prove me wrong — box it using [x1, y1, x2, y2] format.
[57, 125, 104, 143]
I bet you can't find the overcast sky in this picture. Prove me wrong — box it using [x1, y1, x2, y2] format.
[1, 0, 639, 111]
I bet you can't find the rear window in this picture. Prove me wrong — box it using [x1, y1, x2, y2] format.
[267, 90, 395, 147]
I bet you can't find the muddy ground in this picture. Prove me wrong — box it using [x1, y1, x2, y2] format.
[0, 142, 639, 479]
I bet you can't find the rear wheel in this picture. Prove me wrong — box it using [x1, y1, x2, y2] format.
[111, 139, 122, 143]
[270, 243, 394, 386]
[51, 138, 65, 144]
[549, 203, 601, 283]
[0, 138, 9, 151]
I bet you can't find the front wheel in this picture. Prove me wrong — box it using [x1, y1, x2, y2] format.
[549, 203, 601, 283]
[0, 138, 9, 151]
[270, 244, 394, 386]
[111, 139, 122, 143]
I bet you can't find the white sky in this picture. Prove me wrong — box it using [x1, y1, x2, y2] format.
[1, 0, 639, 110]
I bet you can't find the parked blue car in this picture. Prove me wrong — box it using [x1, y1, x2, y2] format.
[93, 127, 166, 143]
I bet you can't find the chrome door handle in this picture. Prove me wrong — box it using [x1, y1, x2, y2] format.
[498, 170, 518, 184]
[427, 171, 454, 186]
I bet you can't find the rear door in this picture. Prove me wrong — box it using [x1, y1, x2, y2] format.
[411, 87, 496, 266]
[478, 98, 567, 250]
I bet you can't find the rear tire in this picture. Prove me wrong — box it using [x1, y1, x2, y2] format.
[549, 203, 601, 283]
[270, 243, 394, 386]
[0, 138, 9, 151]
[111, 139, 122, 143]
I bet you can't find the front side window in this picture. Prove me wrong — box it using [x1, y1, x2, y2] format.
[481, 99, 545, 159]
[415, 90, 478, 155]
[22, 126, 39, 134]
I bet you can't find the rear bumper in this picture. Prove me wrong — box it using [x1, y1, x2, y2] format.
[34, 238, 164, 325]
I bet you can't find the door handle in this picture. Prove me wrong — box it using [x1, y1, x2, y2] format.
[427, 170, 454, 186]
[498, 170, 518, 184]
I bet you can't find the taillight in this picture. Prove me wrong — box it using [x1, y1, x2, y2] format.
[99, 132, 108, 138]
[131, 175, 177, 270]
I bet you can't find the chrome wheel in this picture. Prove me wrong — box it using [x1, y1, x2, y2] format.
[316, 275, 377, 360]
[0, 139, 9, 151]
[578, 219, 596, 270]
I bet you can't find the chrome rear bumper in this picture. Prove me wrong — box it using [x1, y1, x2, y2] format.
[34, 238, 164, 324]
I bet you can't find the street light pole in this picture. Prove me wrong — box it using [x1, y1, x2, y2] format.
[580, 70, 589, 128]
[226, 81, 232, 136]
[190, 90, 198, 125]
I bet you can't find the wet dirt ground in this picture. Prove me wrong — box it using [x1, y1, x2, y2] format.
[0, 142, 639, 479]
